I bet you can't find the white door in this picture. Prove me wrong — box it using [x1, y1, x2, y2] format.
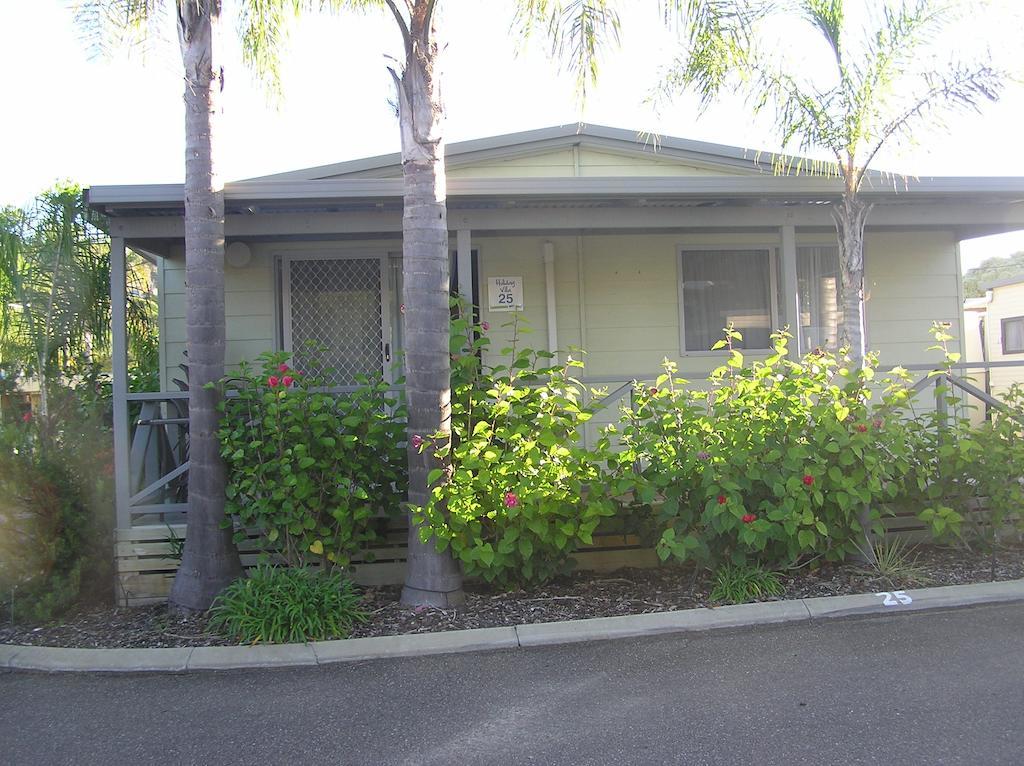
[282, 254, 392, 387]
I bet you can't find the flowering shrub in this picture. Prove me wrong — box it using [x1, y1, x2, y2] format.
[618, 328, 918, 569]
[217, 352, 405, 571]
[412, 311, 618, 586]
[895, 325, 1024, 550]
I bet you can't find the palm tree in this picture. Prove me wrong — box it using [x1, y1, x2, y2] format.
[662, 0, 1008, 366]
[0, 186, 122, 416]
[75, 0, 313, 611]
[337, 0, 620, 606]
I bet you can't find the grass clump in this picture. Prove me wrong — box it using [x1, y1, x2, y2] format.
[208, 566, 367, 644]
[709, 563, 784, 605]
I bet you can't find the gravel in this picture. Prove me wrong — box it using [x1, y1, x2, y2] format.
[2, 544, 1021, 648]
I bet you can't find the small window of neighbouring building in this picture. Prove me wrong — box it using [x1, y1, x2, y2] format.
[680, 248, 775, 351]
[797, 245, 842, 351]
[1002, 316, 1024, 354]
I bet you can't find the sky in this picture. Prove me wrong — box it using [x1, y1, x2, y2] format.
[2, 0, 1023, 272]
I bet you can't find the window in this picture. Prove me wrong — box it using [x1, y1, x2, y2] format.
[797, 245, 842, 351]
[1002, 316, 1024, 354]
[680, 248, 775, 352]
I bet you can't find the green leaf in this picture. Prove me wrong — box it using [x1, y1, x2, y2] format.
[518, 537, 533, 559]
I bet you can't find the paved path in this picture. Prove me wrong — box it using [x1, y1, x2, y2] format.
[2, 603, 1023, 765]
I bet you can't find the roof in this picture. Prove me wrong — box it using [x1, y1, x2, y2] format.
[983, 274, 1024, 291]
[86, 123, 1024, 220]
[241, 123, 801, 181]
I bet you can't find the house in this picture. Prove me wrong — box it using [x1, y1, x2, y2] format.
[88, 124, 1024, 602]
[964, 275, 1024, 422]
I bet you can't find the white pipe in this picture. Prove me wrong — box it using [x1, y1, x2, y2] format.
[543, 241, 558, 354]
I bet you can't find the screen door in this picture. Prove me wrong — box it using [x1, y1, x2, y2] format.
[282, 255, 390, 386]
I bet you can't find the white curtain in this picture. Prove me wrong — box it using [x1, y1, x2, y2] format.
[797, 246, 841, 351]
[681, 249, 772, 351]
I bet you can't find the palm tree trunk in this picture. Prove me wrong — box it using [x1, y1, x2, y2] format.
[832, 194, 872, 369]
[168, 1, 241, 613]
[832, 192, 876, 563]
[397, 5, 464, 607]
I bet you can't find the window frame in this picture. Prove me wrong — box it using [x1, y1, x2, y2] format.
[677, 243, 780, 356]
[1001, 315, 1024, 354]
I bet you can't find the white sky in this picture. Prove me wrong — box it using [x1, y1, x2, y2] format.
[2, 0, 1023, 272]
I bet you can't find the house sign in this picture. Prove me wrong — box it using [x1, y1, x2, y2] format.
[488, 276, 524, 312]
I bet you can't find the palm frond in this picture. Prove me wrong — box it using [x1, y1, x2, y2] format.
[73, 0, 168, 60]
[799, 0, 844, 65]
[513, 0, 622, 104]
[856, 61, 1006, 186]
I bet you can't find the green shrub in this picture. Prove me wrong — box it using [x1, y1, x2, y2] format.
[709, 563, 784, 604]
[208, 566, 367, 644]
[217, 352, 406, 571]
[896, 325, 1024, 550]
[412, 311, 618, 587]
[618, 327, 918, 569]
[0, 389, 113, 623]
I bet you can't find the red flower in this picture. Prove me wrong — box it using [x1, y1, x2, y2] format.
[278, 363, 290, 373]
[410, 434, 423, 450]
[21, 411, 31, 423]
[717, 495, 727, 505]
[282, 375, 294, 387]
[802, 474, 814, 487]
[742, 513, 757, 524]
[504, 492, 519, 508]
[268, 375, 280, 388]
[856, 424, 868, 433]
[481, 321, 490, 331]
[649, 387, 658, 395]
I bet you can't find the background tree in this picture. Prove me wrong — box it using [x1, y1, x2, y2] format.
[0, 185, 156, 413]
[661, 0, 1008, 366]
[964, 251, 1024, 297]
[74, 0, 315, 611]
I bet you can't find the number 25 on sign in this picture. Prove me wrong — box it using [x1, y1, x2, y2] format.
[876, 590, 913, 606]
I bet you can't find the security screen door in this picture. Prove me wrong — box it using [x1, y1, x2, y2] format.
[282, 254, 393, 386]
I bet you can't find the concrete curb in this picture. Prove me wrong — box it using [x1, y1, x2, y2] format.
[3, 579, 1022, 674]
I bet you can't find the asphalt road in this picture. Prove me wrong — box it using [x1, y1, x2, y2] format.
[2, 604, 1023, 766]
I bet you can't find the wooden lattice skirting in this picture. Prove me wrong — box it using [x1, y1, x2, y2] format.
[112, 505, 989, 606]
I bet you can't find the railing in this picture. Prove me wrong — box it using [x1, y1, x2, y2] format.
[116, 391, 190, 528]
[113, 361, 1024, 529]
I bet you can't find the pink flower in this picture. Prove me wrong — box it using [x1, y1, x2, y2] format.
[282, 375, 294, 387]
[481, 321, 490, 331]
[856, 424, 868, 433]
[803, 474, 814, 487]
[278, 363, 290, 373]
[268, 375, 280, 388]
[649, 387, 658, 395]
[717, 495, 727, 505]
[696, 451, 711, 461]
[742, 513, 757, 524]
[504, 492, 519, 508]
[410, 434, 423, 449]
[873, 418, 883, 430]
[21, 412, 31, 423]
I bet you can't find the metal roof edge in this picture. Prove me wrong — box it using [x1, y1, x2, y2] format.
[89, 175, 1024, 209]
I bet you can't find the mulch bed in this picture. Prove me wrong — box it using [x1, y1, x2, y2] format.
[2, 545, 1022, 649]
